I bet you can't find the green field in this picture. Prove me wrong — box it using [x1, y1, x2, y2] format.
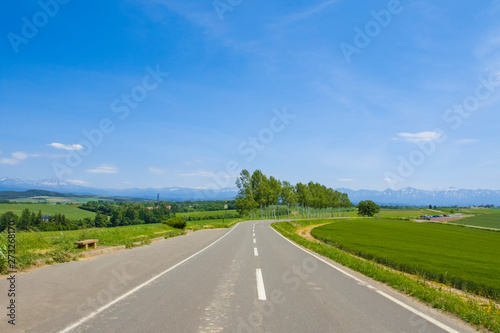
[177, 210, 239, 218]
[311, 218, 500, 300]
[186, 218, 244, 228]
[0, 223, 184, 273]
[0, 203, 96, 219]
[454, 212, 500, 229]
[12, 197, 114, 204]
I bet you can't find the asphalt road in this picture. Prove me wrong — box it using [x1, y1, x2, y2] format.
[0, 221, 477, 333]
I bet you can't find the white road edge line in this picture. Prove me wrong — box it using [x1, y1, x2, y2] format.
[254, 247, 259, 256]
[58, 224, 240, 333]
[271, 226, 461, 333]
[256, 268, 267, 300]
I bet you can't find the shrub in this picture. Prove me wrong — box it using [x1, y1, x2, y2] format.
[162, 217, 187, 229]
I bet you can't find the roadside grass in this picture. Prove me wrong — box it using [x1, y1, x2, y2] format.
[186, 218, 246, 230]
[272, 220, 500, 332]
[0, 223, 184, 274]
[178, 210, 239, 218]
[311, 219, 500, 300]
[0, 203, 96, 219]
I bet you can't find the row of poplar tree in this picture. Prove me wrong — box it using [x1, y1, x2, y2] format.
[235, 170, 352, 219]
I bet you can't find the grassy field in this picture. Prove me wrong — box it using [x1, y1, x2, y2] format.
[272, 220, 500, 332]
[12, 197, 114, 204]
[0, 223, 185, 273]
[454, 213, 500, 229]
[177, 210, 239, 218]
[0, 203, 96, 219]
[186, 217, 245, 228]
[311, 218, 500, 300]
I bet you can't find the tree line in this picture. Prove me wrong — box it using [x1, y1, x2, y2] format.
[235, 170, 352, 219]
[0, 201, 175, 232]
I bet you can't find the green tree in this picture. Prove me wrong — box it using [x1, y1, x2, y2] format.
[19, 208, 31, 230]
[296, 183, 312, 218]
[251, 170, 270, 218]
[281, 181, 297, 219]
[0, 212, 19, 232]
[94, 212, 109, 228]
[357, 200, 380, 217]
[268, 176, 282, 219]
[235, 169, 258, 217]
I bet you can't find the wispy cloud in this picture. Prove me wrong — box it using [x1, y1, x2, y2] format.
[0, 151, 34, 164]
[395, 131, 442, 143]
[12, 152, 28, 160]
[338, 178, 354, 182]
[86, 165, 119, 174]
[281, 0, 340, 24]
[179, 171, 215, 177]
[49, 143, 84, 151]
[456, 139, 479, 144]
[149, 167, 167, 175]
[0, 158, 19, 165]
[67, 179, 87, 185]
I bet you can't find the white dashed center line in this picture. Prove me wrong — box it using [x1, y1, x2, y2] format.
[256, 269, 267, 301]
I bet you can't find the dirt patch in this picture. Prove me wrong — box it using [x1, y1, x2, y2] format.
[296, 222, 332, 243]
[132, 235, 148, 239]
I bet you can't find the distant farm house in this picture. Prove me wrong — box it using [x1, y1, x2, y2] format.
[42, 215, 50, 222]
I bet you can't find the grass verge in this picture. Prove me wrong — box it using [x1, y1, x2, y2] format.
[0, 223, 185, 274]
[271, 219, 500, 332]
[186, 218, 246, 231]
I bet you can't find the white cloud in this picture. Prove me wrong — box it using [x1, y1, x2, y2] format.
[67, 179, 87, 185]
[0, 158, 19, 165]
[456, 139, 479, 144]
[0, 151, 34, 164]
[49, 143, 84, 151]
[338, 178, 354, 182]
[149, 167, 167, 175]
[12, 152, 28, 160]
[86, 165, 119, 174]
[396, 131, 442, 142]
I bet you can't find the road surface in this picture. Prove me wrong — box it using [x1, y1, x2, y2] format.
[0, 221, 477, 332]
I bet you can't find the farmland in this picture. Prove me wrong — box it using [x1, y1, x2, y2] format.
[0, 203, 96, 220]
[311, 218, 500, 300]
[453, 209, 500, 229]
[177, 209, 240, 219]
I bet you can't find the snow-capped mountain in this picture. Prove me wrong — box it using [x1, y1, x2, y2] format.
[1, 177, 499, 204]
[0, 177, 238, 201]
[338, 187, 500, 205]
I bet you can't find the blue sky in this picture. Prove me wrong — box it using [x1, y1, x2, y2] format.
[1, 0, 500, 191]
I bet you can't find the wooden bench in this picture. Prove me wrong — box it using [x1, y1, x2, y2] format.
[75, 239, 99, 250]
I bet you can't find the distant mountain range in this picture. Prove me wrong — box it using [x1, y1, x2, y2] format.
[1, 177, 499, 205]
[0, 177, 238, 201]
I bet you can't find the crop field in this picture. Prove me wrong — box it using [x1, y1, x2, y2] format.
[453, 213, 500, 229]
[0, 203, 96, 219]
[311, 218, 500, 300]
[0, 223, 184, 273]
